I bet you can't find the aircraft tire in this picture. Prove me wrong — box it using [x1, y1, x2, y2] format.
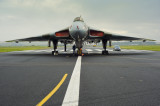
[102, 50, 109, 55]
[52, 51, 58, 55]
[52, 51, 54, 55]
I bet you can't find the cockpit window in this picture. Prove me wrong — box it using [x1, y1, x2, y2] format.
[73, 17, 84, 22]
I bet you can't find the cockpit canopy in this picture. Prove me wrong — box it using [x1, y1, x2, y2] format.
[73, 17, 84, 22]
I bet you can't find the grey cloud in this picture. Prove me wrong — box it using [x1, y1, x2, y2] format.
[0, 0, 159, 41]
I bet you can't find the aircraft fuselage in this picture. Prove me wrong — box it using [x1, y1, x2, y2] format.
[69, 21, 88, 48]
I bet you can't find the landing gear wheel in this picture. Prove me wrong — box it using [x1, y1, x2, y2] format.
[52, 51, 54, 55]
[102, 50, 109, 55]
[52, 51, 58, 55]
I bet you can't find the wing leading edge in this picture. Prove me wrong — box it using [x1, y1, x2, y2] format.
[6, 27, 72, 42]
[88, 27, 155, 42]
[104, 32, 154, 41]
[6, 34, 52, 42]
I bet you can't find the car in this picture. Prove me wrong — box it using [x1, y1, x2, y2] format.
[113, 45, 121, 51]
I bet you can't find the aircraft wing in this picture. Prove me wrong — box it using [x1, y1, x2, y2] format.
[88, 27, 155, 41]
[6, 27, 73, 43]
[6, 34, 52, 42]
[104, 32, 154, 41]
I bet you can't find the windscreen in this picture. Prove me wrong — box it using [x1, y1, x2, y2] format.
[73, 17, 84, 22]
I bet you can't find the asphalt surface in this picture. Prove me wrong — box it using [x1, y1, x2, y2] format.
[0, 46, 160, 106]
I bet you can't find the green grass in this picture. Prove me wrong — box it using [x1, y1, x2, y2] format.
[120, 45, 160, 51]
[0, 45, 160, 52]
[0, 46, 51, 52]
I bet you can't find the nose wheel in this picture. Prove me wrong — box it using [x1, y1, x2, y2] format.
[77, 48, 82, 56]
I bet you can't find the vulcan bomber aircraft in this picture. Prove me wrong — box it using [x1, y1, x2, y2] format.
[7, 16, 154, 55]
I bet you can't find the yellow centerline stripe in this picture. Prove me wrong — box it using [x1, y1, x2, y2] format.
[36, 74, 68, 106]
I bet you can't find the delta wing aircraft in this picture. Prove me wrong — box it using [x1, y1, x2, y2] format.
[7, 16, 154, 55]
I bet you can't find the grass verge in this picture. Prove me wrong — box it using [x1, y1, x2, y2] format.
[0, 46, 51, 52]
[120, 45, 160, 51]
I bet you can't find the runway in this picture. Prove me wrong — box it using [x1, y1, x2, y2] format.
[0, 47, 160, 106]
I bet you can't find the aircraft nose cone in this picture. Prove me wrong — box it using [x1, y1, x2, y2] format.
[69, 22, 88, 40]
[70, 30, 83, 40]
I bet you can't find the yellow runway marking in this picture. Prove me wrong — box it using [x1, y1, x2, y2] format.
[36, 74, 68, 106]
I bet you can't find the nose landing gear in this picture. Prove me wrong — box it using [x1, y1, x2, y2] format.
[77, 48, 82, 56]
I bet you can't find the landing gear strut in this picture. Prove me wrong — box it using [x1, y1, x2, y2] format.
[64, 43, 67, 52]
[64, 40, 67, 52]
[52, 40, 58, 55]
[102, 39, 109, 55]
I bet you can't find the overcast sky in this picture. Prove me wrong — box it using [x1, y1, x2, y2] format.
[0, 0, 160, 41]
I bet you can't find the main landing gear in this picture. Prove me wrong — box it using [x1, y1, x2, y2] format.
[52, 51, 58, 55]
[52, 40, 59, 55]
[102, 39, 109, 55]
[102, 50, 108, 55]
[64, 40, 67, 52]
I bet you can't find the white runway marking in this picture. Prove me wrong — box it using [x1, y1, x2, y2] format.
[60, 49, 68, 52]
[62, 56, 82, 106]
[60, 50, 64, 52]
[95, 49, 102, 52]
[107, 49, 113, 51]
[44, 50, 52, 52]
[122, 49, 154, 53]
[60, 50, 66, 52]
[22, 50, 36, 52]
[34, 50, 47, 52]
[86, 49, 93, 52]
[9, 48, 154, 54]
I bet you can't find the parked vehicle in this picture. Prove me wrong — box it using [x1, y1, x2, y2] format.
[113, 45, 121, 51]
